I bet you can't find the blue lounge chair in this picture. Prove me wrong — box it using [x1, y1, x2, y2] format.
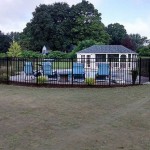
[73, 63, 85, 82]
[24, 62, 33, 75]
[23, 62, 35, 80]
[42, 62, 57, 80]
[96, 63, 110, 81]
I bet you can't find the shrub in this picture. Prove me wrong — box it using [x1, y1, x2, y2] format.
[66, 39, 104, 59]
[37, 76, 48, 84]
[85, 78, 95, 85]
[0, 53, 7, 58]
[138, 47, 150, 56]
[74, 39, 103, 53]
[66, 50, 76, 59]
[7, 42, 22, 57]
[21, 50, 43, 58]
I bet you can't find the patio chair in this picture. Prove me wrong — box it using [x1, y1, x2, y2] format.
[42, 62, 57, 80]
[96, 63, 110, 81]
[23, 62, 35, 80]
[73, 62, 85, 82]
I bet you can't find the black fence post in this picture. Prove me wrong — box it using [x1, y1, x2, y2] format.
[58, 58, 59, 72]
[139, 57, 142, 85]
[6, 57, 9, 84]
[109, 58, 111, 86]
[71, 58, 73, 86]
[36, 57, 38, 86]
[149, 58, 150, 82]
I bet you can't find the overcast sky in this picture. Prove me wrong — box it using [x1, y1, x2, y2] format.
[0, 0, 150, 38]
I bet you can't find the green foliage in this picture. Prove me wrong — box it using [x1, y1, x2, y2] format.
[21, 50, 68, 59]
[18, 33, 31, 51]
[121, 34, 148, 52]
[22, 3, 71, 52]
[21, 50, 43, 58]
[46, 51, 67, 59]
[7, 32, 21, 42]
[21, 1, 110, 52]
[67, 50, 76, 59]
[138, 47, 150, 56]
[6, 49, 68, 59]
[37, 76, 48, 84]
[106, 23, 127, 45]
[85, 78, 95, 85]
[70, 0, 110, 45]
[0, 53, 7, 58]
[75, 39, 102, 52]
[52, 61, 72, 69]
[129, 34, 147, 51]
[121, 35, 136, 51]
[68, 39, 101, 58]
[7, 42, 22, 57]
[0, 31, 12, 53]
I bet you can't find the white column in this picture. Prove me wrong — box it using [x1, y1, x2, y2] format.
[131, 54, 134, 69]
[119, 54, 121, 68]
[85, 55, 87, 68]
[94, 54, 96, 69]
[126, 54, 128, 70]
[91, 54, 94, 69]
[106, 54, 108, 63]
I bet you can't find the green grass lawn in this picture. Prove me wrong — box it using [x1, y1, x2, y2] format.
[52, 61, 72, 69]
[0, 85, 150, 150]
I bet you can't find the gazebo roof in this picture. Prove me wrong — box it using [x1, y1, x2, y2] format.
[77, 45, 137, 54]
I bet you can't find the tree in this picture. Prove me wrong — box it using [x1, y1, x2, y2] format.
[68, 39, 101, 58]
[138, 46, 150, 56]
[121, 35, 136, 51]
[18, 32, 32, 51]
[122, 33, 148, 52]
[129, 34, 147, 51]
[70, 0, 110, 45]
[22, 3, 71, 52]
[7, 32, 21, 42]
[22, 1, 109, 52]
[7, 41, 22, 57]
[74, 39, 102, 52]
[0, 31, 12, 53]
[106, 23, 127, 45]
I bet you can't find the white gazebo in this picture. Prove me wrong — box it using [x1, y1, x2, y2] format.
[76, 45, 137, 70]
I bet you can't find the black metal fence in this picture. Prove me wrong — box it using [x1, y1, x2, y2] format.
[0, 57, 149, 87]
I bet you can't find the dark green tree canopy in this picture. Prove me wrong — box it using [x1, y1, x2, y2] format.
[23, 3, 71, 52]
[68, 39, 101, 58]
[0, 31, 12, 53]
[21, 1, 110, 52]
[138, 46, 150, 56]
[106, 23, 127, 45]
[70, 0, 110, 44]
[7, 32, 21, 42]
